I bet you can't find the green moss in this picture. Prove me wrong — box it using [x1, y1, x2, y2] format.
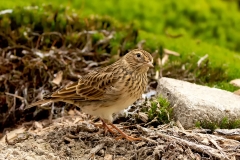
[139, 30, 240, 91]
[213, 83, 239, 92]
[147, 96, 173, 123]
[195, 117, 240, 132]
[1, 0, 240, 52]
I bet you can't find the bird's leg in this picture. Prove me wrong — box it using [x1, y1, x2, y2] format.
[109, 123, 141, 141]
[100, 119, 117, 135]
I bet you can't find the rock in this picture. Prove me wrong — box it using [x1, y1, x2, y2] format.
[157, 77, 240, 129]
[230, 79, 240, 87]
[234, 89, 240, 95]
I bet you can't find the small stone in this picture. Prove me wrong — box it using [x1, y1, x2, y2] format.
[138, 112, 148, 122]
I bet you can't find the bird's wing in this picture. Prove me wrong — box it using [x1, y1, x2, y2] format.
[51, 68, 119, 101]
[27, 63, 122, 109]
[50, 81, 80, 99]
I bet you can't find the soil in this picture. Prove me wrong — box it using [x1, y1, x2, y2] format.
[1, 110, 240, 160]
[0, 116, 170, 160]
[0, 110, 164, 160]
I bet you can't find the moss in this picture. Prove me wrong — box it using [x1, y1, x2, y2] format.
[146, 96, 173, 124]
[138, 30, 240, 91]
[195, 117, 240, 132]
[1, 0, 240, 52]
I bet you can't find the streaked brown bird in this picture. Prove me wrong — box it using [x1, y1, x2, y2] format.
[28, 49, 153, 141]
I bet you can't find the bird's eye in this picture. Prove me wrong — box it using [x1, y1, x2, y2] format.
[136, 53, 141, 57]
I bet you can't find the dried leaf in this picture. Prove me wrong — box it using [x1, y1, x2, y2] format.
[0, 127, 26, 143]
[52, 71, 63, 85]
[197, 54, 208, 67]
[33, 121, 43, 130]
[164, 48, 180, 56]
[161, 54, 169, 66]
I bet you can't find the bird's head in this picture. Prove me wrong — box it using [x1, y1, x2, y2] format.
[124, 49, 153, 73]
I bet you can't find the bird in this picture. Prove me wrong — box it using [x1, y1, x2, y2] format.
[27, 49, 153, 141]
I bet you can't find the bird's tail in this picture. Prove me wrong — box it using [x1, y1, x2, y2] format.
[25, 99, 59, 110]
[25, 98, 77, 110]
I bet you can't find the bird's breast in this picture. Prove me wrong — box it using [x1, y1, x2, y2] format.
[126, 73, 148, 97]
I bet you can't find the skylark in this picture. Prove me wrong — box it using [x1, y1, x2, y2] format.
[28, 49, 153, 141]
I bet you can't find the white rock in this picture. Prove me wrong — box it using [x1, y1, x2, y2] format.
[157, 77, 240, 129]
[230, 79, 240, 87]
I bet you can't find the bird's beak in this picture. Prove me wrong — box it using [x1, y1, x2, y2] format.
[146, 62, 154, 67]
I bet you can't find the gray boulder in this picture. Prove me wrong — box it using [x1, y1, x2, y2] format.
[157, 77, 240, 129]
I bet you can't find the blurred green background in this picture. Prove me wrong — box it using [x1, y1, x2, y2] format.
[1, 0, 240, 90]
[2, 0, 240, 51]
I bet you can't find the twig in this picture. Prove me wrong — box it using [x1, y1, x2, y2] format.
[220, 135, 240, 141]
[208, 135, 228, 159]
[136, 124, 152, 135]
[156, 131, 230, 159]
[144, 117, 159, 126]
[3, 91, 20, 125]
[141, 136, 158, 144]
[185, 147, 196, 159]
[85, 142, 105, 160]
[214, 129, 240, 140]
[63, 136, 75, 144]
[163, 48, 180, 56]
[197, 54, 208, 67]
[2, 45, 32, 56]
[5, 92, 24, 100]
[176, 120, 185, 131]
[66, 133, 79, 139]
[36, 32, 63, 49]
[48, 103, 55, 123]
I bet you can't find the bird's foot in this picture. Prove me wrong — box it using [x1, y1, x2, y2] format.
[101, 120, 117, 135]
[92, 122, 117, 135]
[110, 123, 141, 141]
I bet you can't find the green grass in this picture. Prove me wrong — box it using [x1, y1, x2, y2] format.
[1, 0, 240, 52]
[195, 117, 240, 132]
[139, 31, 240, 86]
[138, 30, 240, 91]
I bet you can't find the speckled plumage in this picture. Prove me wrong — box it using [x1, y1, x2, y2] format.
[29, 49, 153, 140]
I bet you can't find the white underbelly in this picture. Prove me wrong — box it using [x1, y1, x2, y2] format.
[82, 95, 138, 122]
[112, 95, 137, 113]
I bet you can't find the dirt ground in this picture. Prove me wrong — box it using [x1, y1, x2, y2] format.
[0, 115, 174, 160]
[1, 110, 240, 160]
